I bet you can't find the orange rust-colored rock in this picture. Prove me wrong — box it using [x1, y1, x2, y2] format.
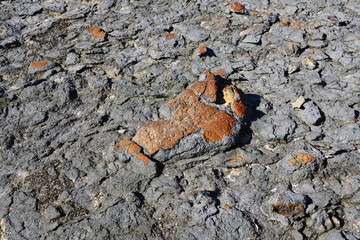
[204, 70, 218, 102]
[272, 203, 304, 217]
[167, 89, 198, 109]
[289, 152, 315, 167]
[281, 21, 290, 27]
[127, 69, 247, 158]
[231, 2, 246, 14]
[233, 101, 247, 117]
[198, 45, 207, 55]
[113, 139, 141, 154]
[136, 153, 151, 167]
[164, 33, 177, 40]
[201, 111, 236, 142]
[31, 61, 49, 68]
[87, 27, 106, 39]
[189, 81, 206, 96]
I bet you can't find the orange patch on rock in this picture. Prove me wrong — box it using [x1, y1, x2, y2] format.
[214, 69, 228, 77]
[233, 101, 247, 117]
[289, 152, 315, 167]
[201, 111, 236, 142]
[136, 153, 151, 167]
[172, 101, 218, 123]
[291, 21, 302, 30]
[281, 21, 290, 27]
[227, 156, 243, 164]
[272, 203, 304, 217]
[198, 45, 207, 55]
[87, 27, 106, 39]
[113, 139, 141, 154]
[133, 120, 191, 154]
[167, 89, 198, 109]
[31, 61, 49, 68]
[189, 81, 206, 96]
[204, 70, 218, 102]
[164, 33, 177, 40]
[231, 2, 245, 14]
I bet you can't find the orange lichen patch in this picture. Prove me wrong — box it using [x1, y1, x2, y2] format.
[133, 120, 191, 154]
[136, 153, 151, 167]
[250, 10, 271, 16]
[164, 33, 177, 40]
[31, 61, 49, 68]
[113, 139, 141, 154]
[289, 152, 315, 167]
[87, 26, 106, 39]
[291, 21, 302, 30]
[223, 204, 233, 214]
[272, 203, 304, 217]
[167, 89, 198, 109]
[223, 204, 233, 210]
[290, 21, 317, 31]
[214, 69, 228, 77]
[172, 101, 218, 123]
[281, 21, 290, 27]
[227, 156, 243, 164]
[231, 2, 245, 14]
[233, 101, 247, 117]
[204, 70, 218, 102]
[189, 81, 206, 96]
[201, 111, 236, 142]
[198, 45, 207, 55]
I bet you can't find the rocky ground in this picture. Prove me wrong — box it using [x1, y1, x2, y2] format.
[0, 0, 359, 239]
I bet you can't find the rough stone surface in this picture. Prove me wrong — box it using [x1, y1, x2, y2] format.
[0, 0, 359, 239]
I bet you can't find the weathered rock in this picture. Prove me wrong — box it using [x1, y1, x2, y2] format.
[127, 71, 247, 161]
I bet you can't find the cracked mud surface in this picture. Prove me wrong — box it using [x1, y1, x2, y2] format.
[0, 0, 359, 239]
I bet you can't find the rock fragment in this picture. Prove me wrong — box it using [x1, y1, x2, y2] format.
[117, 71, 247, 161]
[297, 101, 323, 126]
[28, 61, 55, 74]
[87, 27, 106, 39]
[291, 96, 305, 109]
[231, 2, 246, 14]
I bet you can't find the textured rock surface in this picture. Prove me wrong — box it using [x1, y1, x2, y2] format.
[0, 0, 359, 239]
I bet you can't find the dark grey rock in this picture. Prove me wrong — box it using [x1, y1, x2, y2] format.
[297, 101, 323, 126]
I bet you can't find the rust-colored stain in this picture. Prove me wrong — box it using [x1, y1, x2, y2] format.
[204, 70, 218, 102]
[189, 81, 206, 96]
[87, 26, 106, 39]
[113, 139, 141, 154]
[165, 33, 177, 40]
[289, 152, 315, 167]
[231, 2, 245, 14]
[281, 21, 290, 27]
[136, 153, 150, 167]
[233, 101, 247, 117]
[290, 21, 316, 30]
[272, 203, 304, 216]
[167, 89, 198, 109]
[198, 45, 207, 55]
[227, 156, 243, 164]
[214, 69, 228, 76]
[201, 111, 236, 142]
[31, 61, 49, 68]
